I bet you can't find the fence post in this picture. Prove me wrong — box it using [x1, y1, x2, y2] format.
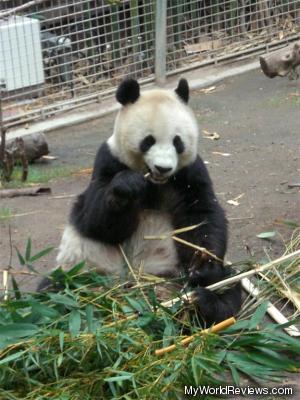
[155, 0, 167, 86]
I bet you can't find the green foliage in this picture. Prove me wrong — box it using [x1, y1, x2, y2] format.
[0, 262, 299, 400]
[15, 238, 54, 274]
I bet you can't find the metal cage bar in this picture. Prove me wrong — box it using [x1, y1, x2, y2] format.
[0, 0, 299, 128]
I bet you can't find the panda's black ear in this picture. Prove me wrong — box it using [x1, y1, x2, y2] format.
[116, 78, 140, 105]
[175, 78, 189, 103]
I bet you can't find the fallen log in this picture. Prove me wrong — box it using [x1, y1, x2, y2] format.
[5, 132, 49, 163]
[259, 41, 300, 79]
[0, 186, 51, 199]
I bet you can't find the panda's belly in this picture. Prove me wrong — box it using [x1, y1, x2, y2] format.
[128, 210, 179, 277]
[56, 210, 179, 278]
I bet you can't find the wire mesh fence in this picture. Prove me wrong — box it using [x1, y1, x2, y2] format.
[166, 0, 300, 72]
[0, 0, 299, 129]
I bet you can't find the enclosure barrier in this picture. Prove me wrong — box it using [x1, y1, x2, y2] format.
[0, 0, 299, 129]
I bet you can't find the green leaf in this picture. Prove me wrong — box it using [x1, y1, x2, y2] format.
[48, 293, 78, 308]
[11, 276, 21, 300]
[15, 247, 25, 266]
[228, 363, 240, 385]
[25, 238, 32, 262]
[104, 371, 133, 383]
[191, 356, 200, 386]
[57, 353, 63, 368]
[67, 261, 86, 277]
[86, 304, 94, 333]
[247, 351, 295, 371]
[249, 302, 269, 330]
[69, 310, 81, 337]
[256, 231, 276, 239]
[0, 349, 27, 365]
[29, 246, 54, 263]
[31, 302, 60, 319]
[162, 323, 175, 348]
[125, 296, 144, 314]
[59, 332, 64, 352]
[0, 323, 39, 338]
[226, 352, 279, 380]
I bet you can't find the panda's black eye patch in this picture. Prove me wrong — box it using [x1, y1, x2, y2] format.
[173, 135, 185, 154]
[140, 135, 156, 153]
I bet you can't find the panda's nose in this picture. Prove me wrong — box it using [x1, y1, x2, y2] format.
[154, 165, 172, 174]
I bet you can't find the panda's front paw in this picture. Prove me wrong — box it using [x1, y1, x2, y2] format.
[188, 255, 224, 287]
[193, 287, 219, 326]
[108, 170, 147, 210]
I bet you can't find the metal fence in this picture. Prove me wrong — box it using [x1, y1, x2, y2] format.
[1, 0, 299, 129]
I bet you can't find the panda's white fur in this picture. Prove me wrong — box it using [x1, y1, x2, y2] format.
[57, 210, 179, 278]
[56, 86, 197, 277]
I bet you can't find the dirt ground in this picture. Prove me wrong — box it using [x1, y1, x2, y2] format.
[0, 68, 299, 293]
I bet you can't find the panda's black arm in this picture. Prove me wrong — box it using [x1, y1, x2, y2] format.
[171, 156, 228, 284]
[172, 157, 241, 324]
[70, 143, 145, 244]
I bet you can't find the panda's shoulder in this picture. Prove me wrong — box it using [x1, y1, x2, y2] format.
[92, 142, 126, 179]
[177, 156, 212, 186]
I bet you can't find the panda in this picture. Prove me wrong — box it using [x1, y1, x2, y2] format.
[55, 78, 241, 326]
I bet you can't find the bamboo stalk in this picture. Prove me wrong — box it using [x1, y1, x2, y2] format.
[161, 249, 300, 308]
[172, 236, 223, 263]
[144, 231, 223, 263]
[3, 270, 9, 301]
[155, 317, 236, 356]
[0, 270, 38, 276]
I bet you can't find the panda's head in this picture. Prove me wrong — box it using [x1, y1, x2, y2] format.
[108, 78, 199, 184]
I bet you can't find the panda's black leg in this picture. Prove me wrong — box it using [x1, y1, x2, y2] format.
[193, 283, 242, 326]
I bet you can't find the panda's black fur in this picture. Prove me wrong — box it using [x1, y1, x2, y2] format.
[54, 78, 241, 326]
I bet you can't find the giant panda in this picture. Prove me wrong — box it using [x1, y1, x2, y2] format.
[55, 78, 241, 326]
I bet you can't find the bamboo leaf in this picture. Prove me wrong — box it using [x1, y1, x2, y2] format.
[25, 238, 32, 262]
[256, 231, 276, 239]
[29, 246, 54, 262]
[67, 261, 86, 277]
[247, 351, 296, 371]
[0, 323, 39, 338]
[69, 310, 81, 337]
[86, 304, 94, 333]
[59, 332, 64, 352]
[31, 302, 60, 319]
[249, 302, 269, 330]
[104, 371, 134, 383]
[0, 350, 27, 365]
[228, 363, 240, 385]
[48, 293, 78, 308]
[125, 297, 144, 314]
[11, 276, 21, 300]
[57, 353, 63, 367]
[15, 247, 25, 265]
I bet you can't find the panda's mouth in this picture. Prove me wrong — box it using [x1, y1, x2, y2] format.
[145, 168, 169, 185]
[149, 174, 169, 185]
